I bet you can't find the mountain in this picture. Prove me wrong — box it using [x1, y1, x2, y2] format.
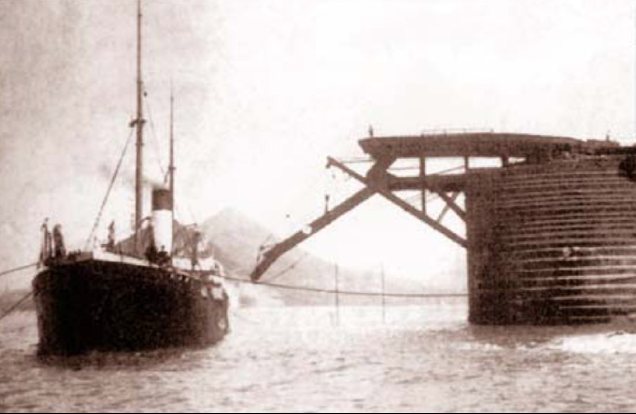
[200, 208, 432, 306]
[200, 208, 273, 276]
[113, 207, 449, 306]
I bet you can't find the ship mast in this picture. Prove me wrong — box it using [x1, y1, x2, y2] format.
[169, 89, 176, 250]
[134, 0, 145, 254]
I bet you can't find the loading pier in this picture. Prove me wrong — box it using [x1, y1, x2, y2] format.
[252, 132, 636, 325]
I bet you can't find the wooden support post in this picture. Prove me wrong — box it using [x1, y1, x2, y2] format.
[380, 264, 386, 323]
[464, 156, 470, 171]
[420, 156, 426, 213]
[334, 262, 340, 326]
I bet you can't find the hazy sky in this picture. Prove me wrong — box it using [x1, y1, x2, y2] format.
[1, 0, 635, 290]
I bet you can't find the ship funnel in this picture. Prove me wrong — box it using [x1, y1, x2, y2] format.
[152, 187, 173, 255]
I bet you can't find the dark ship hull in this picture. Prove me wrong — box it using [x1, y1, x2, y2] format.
[33, 253, 229, 355]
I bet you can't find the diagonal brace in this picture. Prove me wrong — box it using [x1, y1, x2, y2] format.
[251, 187, 375, 281]
[436, 192, 459, 223]
[436, 191, 466, 221]
[328, 157, 467, 248]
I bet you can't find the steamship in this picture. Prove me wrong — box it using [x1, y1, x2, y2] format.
[32, 1, 229, 355]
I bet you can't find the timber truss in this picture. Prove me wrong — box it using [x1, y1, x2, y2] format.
[249, 131, 622, 281]
[250, 153, 468, 281]
[250, 131, 601, 281]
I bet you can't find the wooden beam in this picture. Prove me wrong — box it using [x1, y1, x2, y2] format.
[358, 133, 586, 159]
[328, 157, 467, 248]
[420, 156, 426, 214]
[386, 174, 466, 193]
[436, 192, 466, 221]
[250, 187, 375, 281]
[436, 192, 458, 223]
[377, 188, 467, 248]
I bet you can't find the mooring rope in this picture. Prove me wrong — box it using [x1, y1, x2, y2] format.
[0, 290, 34, 322]
[263, 252, 311, 283]
[166, 226, 463, 299]
[165, 225, 451, 298]
[0, 263, 38, 279]
[217, 274, 466, 298]
[0, 262, 465, 325]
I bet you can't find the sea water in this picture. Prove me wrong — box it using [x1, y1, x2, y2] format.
[1, 301, 636, 412]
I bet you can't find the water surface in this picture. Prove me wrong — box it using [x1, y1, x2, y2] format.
[1, 302, 636, 412]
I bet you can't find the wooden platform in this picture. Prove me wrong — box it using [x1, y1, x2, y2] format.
[358, 132, 613, 159]
[252, 131, 636, 325]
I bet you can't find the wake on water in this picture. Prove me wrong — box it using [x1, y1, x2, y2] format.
[1, 304, 636, 412]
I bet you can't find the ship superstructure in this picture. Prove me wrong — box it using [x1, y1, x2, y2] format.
[33, 0, 229, 355]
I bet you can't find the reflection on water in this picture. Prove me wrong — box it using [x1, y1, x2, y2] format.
[1, 302, 636, 412]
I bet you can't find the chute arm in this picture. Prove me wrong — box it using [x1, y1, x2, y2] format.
[250, 187, 375, 281]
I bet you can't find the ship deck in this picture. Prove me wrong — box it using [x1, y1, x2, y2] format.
[50, 251, 214, 281]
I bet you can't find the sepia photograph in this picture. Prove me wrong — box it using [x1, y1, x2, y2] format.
[1, 0, 636, 412]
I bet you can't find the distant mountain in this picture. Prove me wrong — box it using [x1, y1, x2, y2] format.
[200, 208, 432, 306]
[114, 207, 447, 306]
[200, 208, 273, 276]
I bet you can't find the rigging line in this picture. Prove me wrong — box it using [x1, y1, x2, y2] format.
[173, 200, 207, 257]
[84, 128, 135, 250]
[394, 164, 466, 176]
[144, 98, 167, 179]
[173, 198, 198, 228]
[172, 200, 199, 255]
[263, 252, 310, 283]
[389, 165, 421, 171]
[186, 204, 199, 226]
[404, 191, 440, 207]
[215, 274, 467, 298]
[259, 233, 274, 249]
[339, 158, 373, 164]
[428, 165, 465, 176]
[0, 263, 38, 279]
[404, 194, 422, 207]
[169, 181, 199, 226]
[0, 290, 34, 322]
[427, 192, 441, 203]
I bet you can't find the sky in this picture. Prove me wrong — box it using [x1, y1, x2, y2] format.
[1, 0, 636, 290]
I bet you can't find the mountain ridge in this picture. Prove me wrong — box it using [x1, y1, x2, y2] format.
[200, 207, 443, 306]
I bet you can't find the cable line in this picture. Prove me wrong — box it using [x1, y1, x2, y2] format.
[263, 252, 310, 283]
[85, 127, 135, 250]
[145, 98, 167, 179]
[0, 263, 38, 279]
[216, 274, 466, 298]
[0, 290, 34, 322]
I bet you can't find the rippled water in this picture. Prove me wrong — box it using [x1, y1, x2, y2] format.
[2, 302, 636, 412]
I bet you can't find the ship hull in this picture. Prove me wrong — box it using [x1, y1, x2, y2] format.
[33, 258, 229, 355]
